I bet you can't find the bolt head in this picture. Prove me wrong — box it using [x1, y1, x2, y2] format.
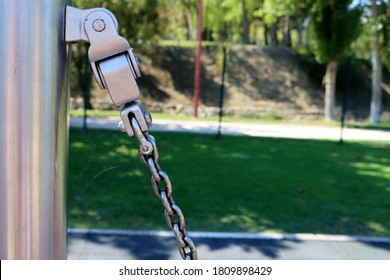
[93, 19, 106, 32]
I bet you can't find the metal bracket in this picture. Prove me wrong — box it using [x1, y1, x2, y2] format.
[119, 103, 151, 137]
[65, 6, 141, 106]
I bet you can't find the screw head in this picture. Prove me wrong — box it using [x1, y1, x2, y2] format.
[93, 19, 106, 32]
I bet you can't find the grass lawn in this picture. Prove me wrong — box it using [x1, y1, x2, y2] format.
[68, 128, 390, 237]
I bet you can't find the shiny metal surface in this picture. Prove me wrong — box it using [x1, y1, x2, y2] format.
[98, 54, 140, 106]
[65, 6, 141, 106]
[120, 103, 149, 137]
[64, 6, 118, 43]
[0, 0, 71, 259]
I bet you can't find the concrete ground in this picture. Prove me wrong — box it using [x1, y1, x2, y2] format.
[68, 229, 390, 260]
[70, 117, 390, 141]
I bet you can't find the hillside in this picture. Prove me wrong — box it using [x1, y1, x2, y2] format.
[79, 45, 390, 121]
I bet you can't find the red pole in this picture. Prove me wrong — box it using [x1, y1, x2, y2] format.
[193, 0, 203, 118]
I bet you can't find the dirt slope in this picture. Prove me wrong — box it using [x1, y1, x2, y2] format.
[84, 45, 389, 120]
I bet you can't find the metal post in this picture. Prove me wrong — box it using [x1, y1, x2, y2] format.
[0, 0, 71, 259]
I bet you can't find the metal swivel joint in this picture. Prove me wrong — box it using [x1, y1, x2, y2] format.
[65, 6, 147, 138]
[65, 6, 198, 260]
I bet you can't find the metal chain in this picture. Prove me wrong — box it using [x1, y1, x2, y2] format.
[65, 5, 197, 260]
[127, 110, 198, 260]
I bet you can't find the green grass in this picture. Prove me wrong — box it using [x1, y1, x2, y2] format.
[70, 109, 390, 130]
[68, 128, 390, 236]
[71, 109, 119, 118]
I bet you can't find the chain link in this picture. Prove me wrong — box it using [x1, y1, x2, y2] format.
[127, 109, 198, 260]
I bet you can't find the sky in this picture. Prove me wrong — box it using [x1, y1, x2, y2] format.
[351, 0, 367, 8]
[351, 0, 389, 7]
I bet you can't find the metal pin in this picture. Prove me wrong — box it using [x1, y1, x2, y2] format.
[92, 19, 105, 32]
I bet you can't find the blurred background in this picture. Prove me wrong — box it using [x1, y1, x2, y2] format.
[67, 0, 390, 256]
[69, 0, 390, 123]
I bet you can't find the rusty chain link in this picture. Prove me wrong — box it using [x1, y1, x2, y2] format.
[125, 108, 198, 260]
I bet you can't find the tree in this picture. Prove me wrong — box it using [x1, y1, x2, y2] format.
[73, 0, 161, 44]
[203, 0, 240, 42]
[241, 0, 251, 44]
[260, 0, 315, 47]
[310, 1, 362, 121]
[202, 0, 260, 43]
[369, 0, 388, 124]
[344, 0, 389, 122]
[296, 0, 317, 46]
[262, 0, 292, 46]
[176, 0, 198, 41]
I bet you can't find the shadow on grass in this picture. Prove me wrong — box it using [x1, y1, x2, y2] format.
[68, 128, 390, 258]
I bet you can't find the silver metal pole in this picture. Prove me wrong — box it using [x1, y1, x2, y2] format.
[0, 0, 71, 259]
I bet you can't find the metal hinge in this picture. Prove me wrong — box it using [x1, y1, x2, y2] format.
[65, 6, 141, 107]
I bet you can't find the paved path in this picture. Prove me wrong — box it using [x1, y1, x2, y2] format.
[68, 229, 390, 260]
[70, 117, 390, 141]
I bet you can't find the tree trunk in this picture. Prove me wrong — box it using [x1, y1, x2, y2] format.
[263, 24, 269, 45]
[241, 0, 250, 44]
[369, 0, 382, 124]
[253, 22, 258, 44]
[296, 6, 303, 46]
[283, 14, 291, 47]
[261, 0, 268, 45]
[304, 17, 311, 46]
[270, 23, 278, 45]
[186, 12, 194, 41]
[324, 59, 338, 121]
[226, 22, 233, 42]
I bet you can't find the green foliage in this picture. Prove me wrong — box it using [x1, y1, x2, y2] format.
[352, 1, 390, 66]
[203, 0, 260, 42]
[310, 0, 363, 62]
[73, 0, 161, 44]
[71, 0, 383, 58]
[69, 0, 388, 118]
[262, 0, 296, 25]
